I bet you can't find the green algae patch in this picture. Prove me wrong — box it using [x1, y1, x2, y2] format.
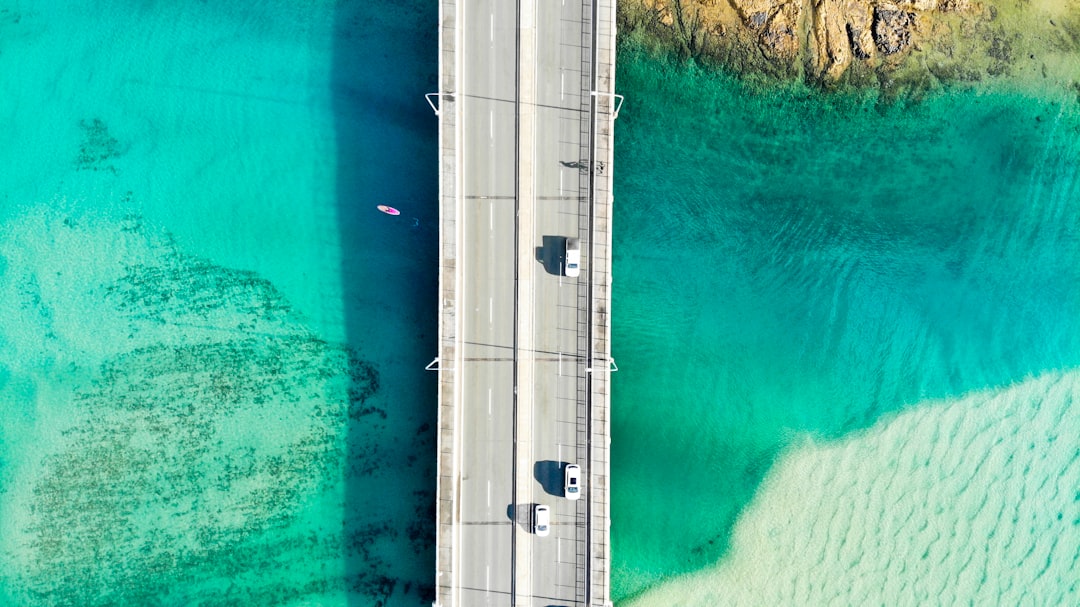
[75, 118, 126, 174]
[0, 208, 430, 606]
[17, 338, 364, 606]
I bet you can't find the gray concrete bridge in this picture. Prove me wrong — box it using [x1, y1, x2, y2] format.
[430, 0, 619, 605]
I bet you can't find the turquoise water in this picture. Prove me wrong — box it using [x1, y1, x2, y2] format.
[0, 1, 438, 605]
[611, 45, 1080, 602]
[4, 0, 1080, 604]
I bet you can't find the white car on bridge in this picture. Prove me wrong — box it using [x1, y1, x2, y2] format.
[534, 504, 551, 537]
[564, 464, 581, 500]
[564, 237, 580, 277]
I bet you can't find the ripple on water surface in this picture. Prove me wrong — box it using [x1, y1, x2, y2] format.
[625, 372, 1080, 606]
[611, 44, 1080, 602]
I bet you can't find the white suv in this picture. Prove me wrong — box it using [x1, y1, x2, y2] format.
[564, 238, 580, 277]
[564, 464, 581, 500]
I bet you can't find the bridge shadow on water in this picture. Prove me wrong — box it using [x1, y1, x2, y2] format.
[333, 1, 439, 605]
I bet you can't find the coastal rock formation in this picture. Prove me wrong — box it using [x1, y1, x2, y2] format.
[872, 6, 915, 55]
[731, 0, 801, 61]
[619, 0, 1080, 89]
[621, 0, 940, 82]
[810, 0, 856, 81]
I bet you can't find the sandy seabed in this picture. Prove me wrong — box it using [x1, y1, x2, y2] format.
[626, 371, 1080, 606]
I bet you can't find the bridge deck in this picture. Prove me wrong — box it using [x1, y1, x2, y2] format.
[434, 1, 617, 605]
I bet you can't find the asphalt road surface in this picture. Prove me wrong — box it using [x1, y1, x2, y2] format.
[455, 0, 592, 604]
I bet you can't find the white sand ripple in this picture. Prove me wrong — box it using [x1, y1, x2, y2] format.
[627, 372, 1080, 606]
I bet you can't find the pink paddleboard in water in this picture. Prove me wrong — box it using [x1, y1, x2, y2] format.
[377, 205, 400, 216]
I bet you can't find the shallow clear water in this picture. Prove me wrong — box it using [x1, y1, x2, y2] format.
[0, 1, 438, 605]
[611, 45, 1080, 602]
[623, 371, 1080, 606]
[4, 0, 1080, 604]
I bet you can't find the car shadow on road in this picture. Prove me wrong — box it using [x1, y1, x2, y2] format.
[535, 235, 567, 276]
[507, 502, 538, 532]
[533, 460, 565, 497]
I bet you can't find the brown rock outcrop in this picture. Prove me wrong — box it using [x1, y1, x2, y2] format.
[872, 6, 916, 55]
[810, 0, 855, 81]
[635, 0, 934, 82]
[731, 0, 802, 61]
[620, 0, 1080, 89]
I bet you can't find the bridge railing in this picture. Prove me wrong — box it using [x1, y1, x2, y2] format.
[434, 0, 459, 606]
[587, 0, 617, 604]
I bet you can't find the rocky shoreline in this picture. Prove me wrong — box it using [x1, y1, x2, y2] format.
[618, 0, 1080, 93]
